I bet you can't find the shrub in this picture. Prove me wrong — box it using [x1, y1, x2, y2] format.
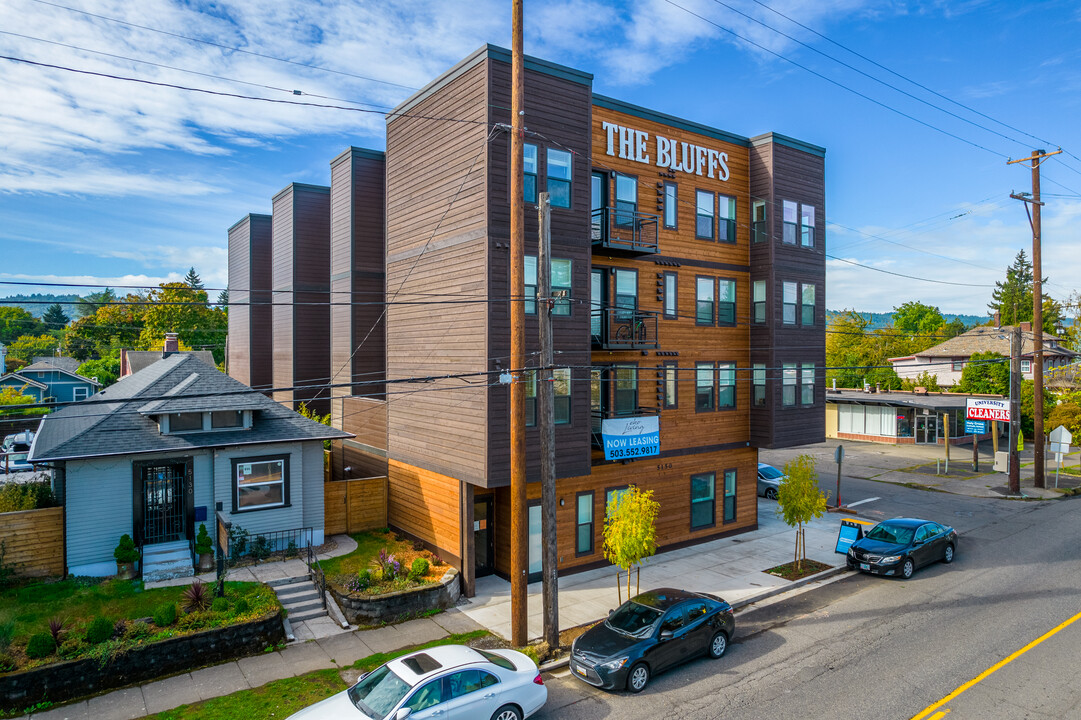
[233, 598, 250, 615]
[430, 555, 444, 567]
[409, 558, 430, 580]
[353, 569, 372, 591]
[211, 597, 229, 613]
[194, 524, 213, 556]
[376, 549, 400, 581]
[48, 616, 67, 644]
[285, 540, 298, 558]
[229, 526, 250, 564]
[250, 535, 271, 562]
[26, 632, 56, 659]
[0, 481, 57, 513]
[123, 621, 151, 641]
[85, 617, 114, 644]
[182, 581, 211, 613]
[153, 602, 177, 627]
[113, 534, 140, 564]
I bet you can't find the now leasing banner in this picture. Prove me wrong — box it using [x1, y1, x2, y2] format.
[966, 397, 1010, 422]
[601, 416, 660, 460]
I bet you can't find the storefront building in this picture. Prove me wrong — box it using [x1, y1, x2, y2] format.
[825, 388, 1002, 445]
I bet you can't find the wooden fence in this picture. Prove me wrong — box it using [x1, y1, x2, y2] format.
[0, 506, 63, 578]
[324, 477, 388, 535]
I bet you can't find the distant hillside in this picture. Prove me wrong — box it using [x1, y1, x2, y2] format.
[827, 310, 987, 330]
[0, 293, 84, 320]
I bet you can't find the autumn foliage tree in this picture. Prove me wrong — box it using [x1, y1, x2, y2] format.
[776, 455, 828, 572]
[603, 486, 660, 600]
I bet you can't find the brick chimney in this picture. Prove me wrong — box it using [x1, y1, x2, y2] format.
[163, 332, 180, 356]
[993, 311, 1000, 328]
[1020, 322, 1031, 332]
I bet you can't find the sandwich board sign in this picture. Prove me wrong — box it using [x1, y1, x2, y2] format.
[966, 398, 1010, 422]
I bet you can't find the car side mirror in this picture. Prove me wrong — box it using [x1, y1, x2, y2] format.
[659, 629, 673, 640]
[608, 609, 614, 617]
[396, 708, 412, 720]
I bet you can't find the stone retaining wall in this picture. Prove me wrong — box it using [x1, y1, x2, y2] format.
[331, 567, 459, 625]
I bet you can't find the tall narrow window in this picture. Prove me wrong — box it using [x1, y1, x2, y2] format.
[552, 259, 572, 316]
[801, 283, 815, 326]
[753, 364, 766, 407]
[717, 279, 736, 325]
[753, 280, 766, 323]
[752, 200, 767, 243]
[718, 195, 736, 243]
[576, 492, 594, 555]
[615, 174, 637, 227]
[614, 268, 637, 321]
[663, 183, 678, 229]
[718, 363, 735, 409]
[696, 277, 714, 325]
[524, 255, 537, 315]
[663, 272, 678, 319]
[547, 148, 572, 208]
[523, 143, 538, 203]
[696, 190, 714, 239]
[696, 362, 715, 412]
[801, 204, 815, 247]
[553, 368, 572, 423]
[801, 363, 815, 405]
[782, 282, 797, 325]
[723, 469, 736, 523]
[782, 363, 797, 406]
[614, 366, 637, 415]
[664, 363, 678, 409]
[690, 473, 715, 529]
[524, 371, 537, 426]
[783, 200, 798, 244]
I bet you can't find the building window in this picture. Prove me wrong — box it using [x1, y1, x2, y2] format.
[718, 363, 735, 409]
[718, 279, 736, 326]
[614, 366, 637, 415]
[696, 190, 714, 239]
[952, 360, 964, 372]
[605, 486, 630, 518]
[1021, 359, 1031, 373]
[73, 386, 89, 402]
[212, 410, 243, 429]
[782, 363, 797, 406]
[801, 283, 815, 326]
[233, 456, 288, 512]
[615, 174, 637, 227]
[752, 200, 767, 243]
[783, 200, 798, 244]
[169, 412, 203, 432]
[690, 473, 715, 530]
[663, 183, 678, 229]
[664, 363, 678, 409]
[696, 277, 714, 325]
[801, 363, 815, 405]
[753, 280, 766, 323]
[801, 204, 815, 247]
[523, 143, 538, 203]
[576, 491, 594, 555]
[524, 371, 537, 427]
[547, 148, 572, 208]
[614, 268, 638, 321]
[663, 272, 678, 319]
[718, 195, 736, 243]
[696, 362, 715, 412]
[723, 469, 736, 523]
[753, 364, 766, 407]
[552, 258, 572, 316]
[553, 368, 571, 424]
[524, 255, 537, 315]
[783, 282, 797, 324]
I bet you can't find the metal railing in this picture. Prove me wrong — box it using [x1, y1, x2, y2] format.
[591, 206, 660, 253]
[591, 308, 659, 349]
[590, 406, 660, 448]
[214, 517, 325, 608]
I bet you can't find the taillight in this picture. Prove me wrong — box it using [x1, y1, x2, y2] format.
[533, 673, 545, 685]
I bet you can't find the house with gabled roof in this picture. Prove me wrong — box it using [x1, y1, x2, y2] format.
[0, 358, 100, 404]
[28, 353, 350, 580]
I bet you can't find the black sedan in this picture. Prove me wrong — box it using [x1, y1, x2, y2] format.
[846, 517, 957, 579]
[568, 588, 734, 693]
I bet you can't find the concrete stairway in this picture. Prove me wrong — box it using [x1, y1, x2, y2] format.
[269, 576, 327, 624]
[142, 541, 194, 583]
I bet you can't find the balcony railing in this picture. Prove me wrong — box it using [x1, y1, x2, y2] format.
[591, 308, 659, 350]
[591, 206, 660, 253]
[590, 407, 660, 448]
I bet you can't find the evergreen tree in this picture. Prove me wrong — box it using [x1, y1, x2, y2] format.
[216, 289, 229, 310]
[184, 267, 204, 290]
[42, 303, 70, 328]
[77, 288, 117, 317]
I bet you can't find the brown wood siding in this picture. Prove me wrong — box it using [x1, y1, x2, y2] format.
[0, 507, 64, 578]
[271, 191, 295, 407]
[228, 215, 273, 390]
[324, 477, 388, 535]
[388, 459, 462, 566]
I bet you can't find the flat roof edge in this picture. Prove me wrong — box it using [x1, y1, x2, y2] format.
[272, 182, 331, 202]
[227, 213, 272, 233]
[750, 131, 826, 157]
[330, 146, 387, 167]
[592, 93, 749, 147]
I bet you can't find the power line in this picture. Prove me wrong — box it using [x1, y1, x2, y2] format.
[826, 254, 995, 287]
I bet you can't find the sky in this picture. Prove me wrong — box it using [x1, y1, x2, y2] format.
[1, 0, 1079, 316]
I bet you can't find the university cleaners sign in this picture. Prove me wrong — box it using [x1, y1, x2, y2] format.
[601, 416, 660, 460]
[965, 398, 1010, 422]
[602, 121, 730, 181]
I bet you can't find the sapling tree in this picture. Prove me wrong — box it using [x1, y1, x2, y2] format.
[776, 454, 828, 572]
[603, 486, 660, 599]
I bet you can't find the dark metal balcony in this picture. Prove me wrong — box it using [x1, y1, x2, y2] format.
[591, 308, 659, 350]
[591, 206, 659, 254]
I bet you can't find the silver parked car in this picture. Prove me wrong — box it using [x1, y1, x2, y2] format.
[757, 463, 785, 500]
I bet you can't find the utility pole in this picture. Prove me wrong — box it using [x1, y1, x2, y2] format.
[1009, 323, 1021, 494]
[1009, 148, 1061, 489]
[508, 0, 528, 647]
[537, 192, 559, 649]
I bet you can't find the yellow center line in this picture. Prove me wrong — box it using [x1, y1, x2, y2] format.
[928, 712, 949, 720]
[911, 609, 1081, 720]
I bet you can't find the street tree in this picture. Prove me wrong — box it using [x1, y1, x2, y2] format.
[826, 310, 906, 389]
[7, 334, 58, 363]
[603, 486, 660, 600]
[138, 283, 227, 363]
[987, 250, 1060, 333]
[954, 351, 1009, 395]
[776, 454, 828, 572]
[892, 301, 945, 337]
[41, 304, 70, 329]
[0, 307, 45, 345]
[77, 353, 120, 388]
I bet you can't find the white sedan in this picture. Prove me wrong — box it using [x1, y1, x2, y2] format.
[286, 645, 547, 720]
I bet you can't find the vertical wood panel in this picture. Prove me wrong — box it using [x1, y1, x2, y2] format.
[0, 507, 64, 577]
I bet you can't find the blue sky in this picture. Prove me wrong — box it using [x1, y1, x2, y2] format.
[1, 0, 1079, 315]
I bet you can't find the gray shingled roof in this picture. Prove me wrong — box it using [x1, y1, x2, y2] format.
[31, 356, 82, 373]
[18, 360, 101, 386]
[900, 325, 1079, 360]
[29, 354, 349, 462]
[124, 350, 216, 375]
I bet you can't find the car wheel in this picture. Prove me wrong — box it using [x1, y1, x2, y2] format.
[764, 488, 778, 500]
[901, 557, 915, 579]
[491, 705, 522, 720]
[626, 663, 650, 693]
[708, 631, 728, 659]
[943, 544, 955, 564]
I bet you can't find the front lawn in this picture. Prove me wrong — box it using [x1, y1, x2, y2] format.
[321, 530, 447, 596]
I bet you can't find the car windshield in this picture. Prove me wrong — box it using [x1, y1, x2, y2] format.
[866, 522, 914, 545]
[759, 466, 783, 479]
[606, 600, 662, 637]
[347, 664, 411, 718]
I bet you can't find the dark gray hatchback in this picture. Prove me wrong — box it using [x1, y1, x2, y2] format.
[569, 588, 734, 693]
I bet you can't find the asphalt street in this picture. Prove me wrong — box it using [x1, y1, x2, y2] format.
[535, 488, 1080, 719]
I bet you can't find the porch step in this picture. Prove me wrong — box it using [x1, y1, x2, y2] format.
[142, 541, 194, 583]
[271, 576, 330, 626]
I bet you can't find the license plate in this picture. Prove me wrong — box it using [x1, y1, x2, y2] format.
[860, 563, 870, 571]
[574, 664, 586, 676]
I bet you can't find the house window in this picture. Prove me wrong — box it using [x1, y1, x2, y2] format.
[234, 456, 288, 512]
[524, 255, 537, 315]
[802, 283, 815, 326]
[553, 368, 571, 424]
[752, 200, 767, 243]
[753, 281, 766, 323]
[753, 364, 766, 407]
[952, 360, 964, 372]
[782, 200, 798, 244]
[718, 195, 736, 243]
[801, 204, 815, 247]
[663, 183, 678, 228]
[696, 277, 714, 325]
[523, 143, 538, 203]
[1021, 359, 1031, 373]
[524, 371, 537, 427]
[212, 410, 243, 429]
[801, 363, 815, 405]
[170, 412, 203, 432]
[782, 363, 797, 406]
[663, 272, 678, 319]
[72, 386, 89, 402]
[717, 279, 736, 325]
[783, 282, 797, 324]
[718, 363, 735, 409]
[576, 491, 594, 555]
[723, 469, 737, 523]
[614, 366, 637, 415]
[615, 174, 637, 227]
[614, 268, 638, 321]
[690, 473, 715, 530]
[605, 486, 630, 517]
[663, 363, 678, 409]
[696, 362, 715, 412]
[696, 190, 714, 239]
[552, 258, 572, 316]
[547, 148, 572, 208]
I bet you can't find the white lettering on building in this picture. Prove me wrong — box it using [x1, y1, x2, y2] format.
[604, 122, 730, 180]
